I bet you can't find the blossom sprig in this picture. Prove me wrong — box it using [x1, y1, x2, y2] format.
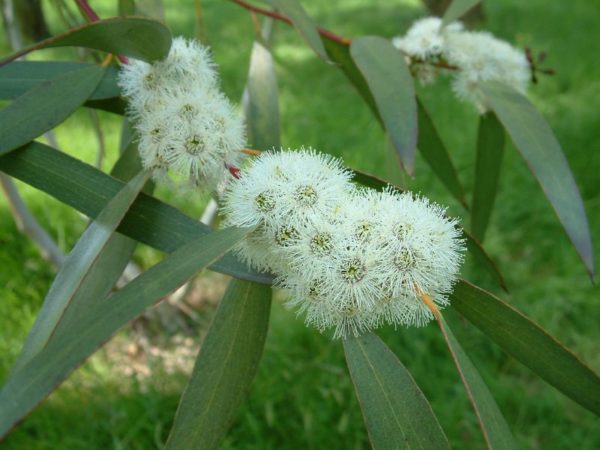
[118, 37, 246, 190]
[392, 17, 531, 112]
[222, 149, 465, 338]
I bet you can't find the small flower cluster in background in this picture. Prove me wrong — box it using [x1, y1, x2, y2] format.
[393, 17, 530, 112]
[118, 37, 246, 190]
[223, 149, 465, 338]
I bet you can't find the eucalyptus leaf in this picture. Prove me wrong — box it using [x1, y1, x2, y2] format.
[265, 0, 329, 61]
[10, 170, 147, 375]
[350, 36, 417, 174]
[344, 332, 450, 449]
[451, 280, 600, 415]
[438, 316, 517, 449]
[0, 226, 251, 439]
[442, 0, 482, 26]
[165, 279, 272, 449]
[0, 65, 105, 156]
[471, 112, 505, 241]
[481, 81, 594, 279]
[0, 142, 272, 284]
[0, 17, 172, 66]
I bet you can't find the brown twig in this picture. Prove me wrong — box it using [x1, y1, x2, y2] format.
[230, 0, 350, 46]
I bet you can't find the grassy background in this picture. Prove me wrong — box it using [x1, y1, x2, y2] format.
[1, 0, 599, 448]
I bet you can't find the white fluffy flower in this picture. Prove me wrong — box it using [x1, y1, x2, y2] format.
[392, 17, 463, 60]
[221, 148, 352, 271]
[118, 37, 245, 189]
[220, 148, 465, 338]
[444, 31, 530, 112]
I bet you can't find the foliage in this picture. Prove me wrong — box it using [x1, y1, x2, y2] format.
[0, 0, 598, 448]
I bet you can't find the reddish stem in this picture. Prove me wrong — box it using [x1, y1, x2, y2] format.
[230, 0, 350, 46]
[74, 0, 100, 22]
[228, 165, 241, 179]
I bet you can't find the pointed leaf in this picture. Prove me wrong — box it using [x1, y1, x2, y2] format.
[351, 36, 417, 173]
[243, 38, 280, 149]
[471, 112, 505, 241]
[437, 316, 517, 449]
[165, 279, 271, 449]
[10, 170, 148, 373]
[344, 332, 450, 449]
[0, 226, 251, 439]
[0, 17, 172, 66]
[481, 81, 594, 279]
[0, 61, 120, 100]
[442, 0, 482, 26]
[451, 280, 600, 415]
[265, 0, 329, 61]
[0, 65, 105, 156]
[0, 142, 272, 284]
[417, 98, 468, 208]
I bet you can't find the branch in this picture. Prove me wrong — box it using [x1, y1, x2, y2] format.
[230, 0, 350, 46]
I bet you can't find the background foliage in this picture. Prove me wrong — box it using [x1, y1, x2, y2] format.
[0, 0, 598, 448]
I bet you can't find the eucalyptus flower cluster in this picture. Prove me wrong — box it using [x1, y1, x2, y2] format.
[222, 149, 465, 338]
[118, 37, 245, 190]
[393, 17, 530, 112]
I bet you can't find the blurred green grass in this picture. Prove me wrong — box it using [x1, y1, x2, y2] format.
[1, 0, 599, 448]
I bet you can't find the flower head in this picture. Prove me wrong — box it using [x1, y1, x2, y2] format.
[392, 17, 463, 60]
[118, 37, 246, 190]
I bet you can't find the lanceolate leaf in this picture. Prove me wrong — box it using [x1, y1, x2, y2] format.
[0, 142, 272, 284]
[265, 0, 329, 61]
[481, 81, 594, 279]
[451, 280, 600, 415]
[10, 170, 148, 374]
[344, 333, 450, 449]
[417, 99, 468, 208]
[350, 36, 418, 174]
[442, 0, 482, 26]
[0, 17, 172, 66]
[438, 316, 517, 449]
[165, 279, 272, 449]
[0, 227, 251, 439]
[0, 61, 120, 100]
[0, 65, 105, 156]
[471, 112, 505, 241]
[243, 38, 280, 149]
[0, 61, 125, 114]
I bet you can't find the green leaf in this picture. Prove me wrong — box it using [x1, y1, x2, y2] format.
[442, 0, 482, 26]
[351, 36, 417, 174]
[0, 142, 272, 285]
[165, 279, 271, 449]
[10, 170, 148, 374]
[265, 0, 329, 61]
[437, 316, 517, 449]
[243, 39, 280, 149]
[0, 61, 120, 100]
[451, 280, 600, 415]
[0, 65, 105, 156]
[471, 113, 505, 241]
[0, 17, 172, 66]
[481, 81, 594, 279]
[0, 226, 251, 439]
[417, 98, 468, 208]
[463, 227, 508, 292]
[344, 332, 450, 449]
